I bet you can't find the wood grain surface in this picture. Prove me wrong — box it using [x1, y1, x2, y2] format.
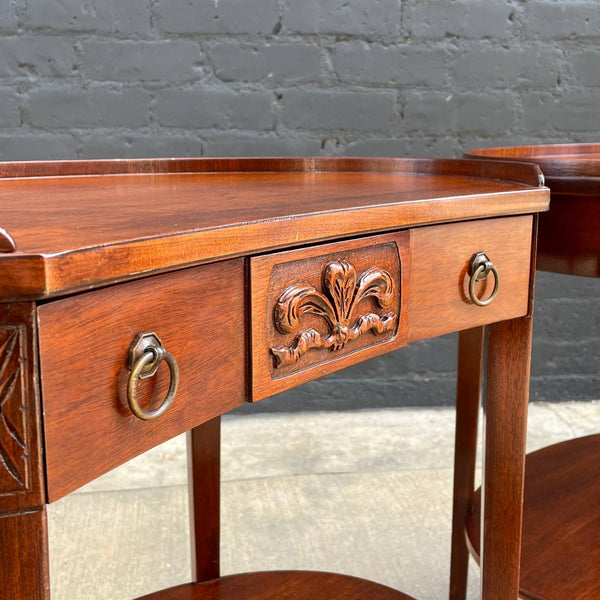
[188, 417, 221, 584]
[0, 302, 45, 513]
[465, 143, 600, 178]
[137, 570, 417, 600]
[453, 144, 599, 600]
[0, 324, 31, 498]
[408, 216, 534, 342]
[0, 227, 16, 253]
[466, 434, 600, 600]
[251, 232, 409, 401]
[0, 155, 545, 183]
[465, 144, 600, 277]
[0, 156, 551, 599]
[0, 509, 50, 600]
[0, 303, 49, 600]
[480, 316, 532, 600]
[37, 260, 246, 501]
[0, 157, 548, 301]
[537, 194, 600, 277]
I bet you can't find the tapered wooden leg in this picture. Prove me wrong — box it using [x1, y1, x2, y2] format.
[0, 508, 50, 599]
[449, 326, 485, 600]
[187, 416, 221, 583]
[481, 316, 532, 600]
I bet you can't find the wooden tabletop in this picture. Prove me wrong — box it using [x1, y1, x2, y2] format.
[0, 157, 548, 301]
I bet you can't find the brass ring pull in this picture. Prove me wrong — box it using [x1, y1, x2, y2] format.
[127, 333, 179, 421]
[468, 252, 500, 307]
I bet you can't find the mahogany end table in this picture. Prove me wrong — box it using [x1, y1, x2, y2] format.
[450, 144, 600, 600]
[0, 157, 549, 599]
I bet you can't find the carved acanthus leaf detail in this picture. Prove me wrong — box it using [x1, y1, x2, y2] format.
[0, 327, 28, 494]
[271, 259, 397, 368]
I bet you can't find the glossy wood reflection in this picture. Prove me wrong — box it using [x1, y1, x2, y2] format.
[465, 143, 600, 277]
[188, 417, 221, 584]
[138, 571, 417, 600]
[251, 232, 409, 401]
[466, 435, 600, 600]
[0, 157, 548, 301]
[454, 143, 600, 600]
[0, 156, 549, 600]
[38, 260, 246, 501]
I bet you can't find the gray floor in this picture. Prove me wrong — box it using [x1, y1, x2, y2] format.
[47, 401, 599, 600]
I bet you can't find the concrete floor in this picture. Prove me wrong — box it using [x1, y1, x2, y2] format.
[47, 401, 598, 600]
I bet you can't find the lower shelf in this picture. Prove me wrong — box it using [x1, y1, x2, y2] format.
[138, 570, 417, 600]
[466, 434, 600, 600]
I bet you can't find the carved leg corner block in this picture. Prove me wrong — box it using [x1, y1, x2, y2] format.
[0, 304, 50, 600]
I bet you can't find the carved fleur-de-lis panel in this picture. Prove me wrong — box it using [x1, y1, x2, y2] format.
[0, 327, 28, 495]
[271, 259, 398, 368]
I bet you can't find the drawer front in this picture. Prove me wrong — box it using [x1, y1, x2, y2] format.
[408, 215, 534, 342]
[38, 260, 246, 501]
[251, 232, 410, 401]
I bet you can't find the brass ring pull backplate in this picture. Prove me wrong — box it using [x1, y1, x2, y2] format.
[468, 252, 500, 307]
[127, 332, 179, 421]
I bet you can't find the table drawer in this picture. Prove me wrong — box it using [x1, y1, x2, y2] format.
[38, 260, 246, 501]
[250, 216, 533, 402]
[251, 232, 410, 401]
[408, 215, 534, 342]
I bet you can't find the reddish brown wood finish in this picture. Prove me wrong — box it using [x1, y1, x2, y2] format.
[0, 156, 545, 182]
[37, 260, 246, 501]
[0, 303, 45, 511]
[0, 157, 550, 600]
[536, 195, 600, 276]
[464, 143, 600, 177]
[0, 303, 49, 599]
[0, 227, 16, 253]
[251, 232, 409, 401]
[452, 144, 598, 600]
[0, 509, 50, 600]
[449, 326, 485, 600]
[137, 570, 417, 600]
[466, 435, 600, 600]
[408, 216, 533, 342]
[188, 417, 221, 583]
[449, 216, 538, 600]
[481, 316, 532, 600]
[0, 158, 547, 301]
[465, 144, 600, 277]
